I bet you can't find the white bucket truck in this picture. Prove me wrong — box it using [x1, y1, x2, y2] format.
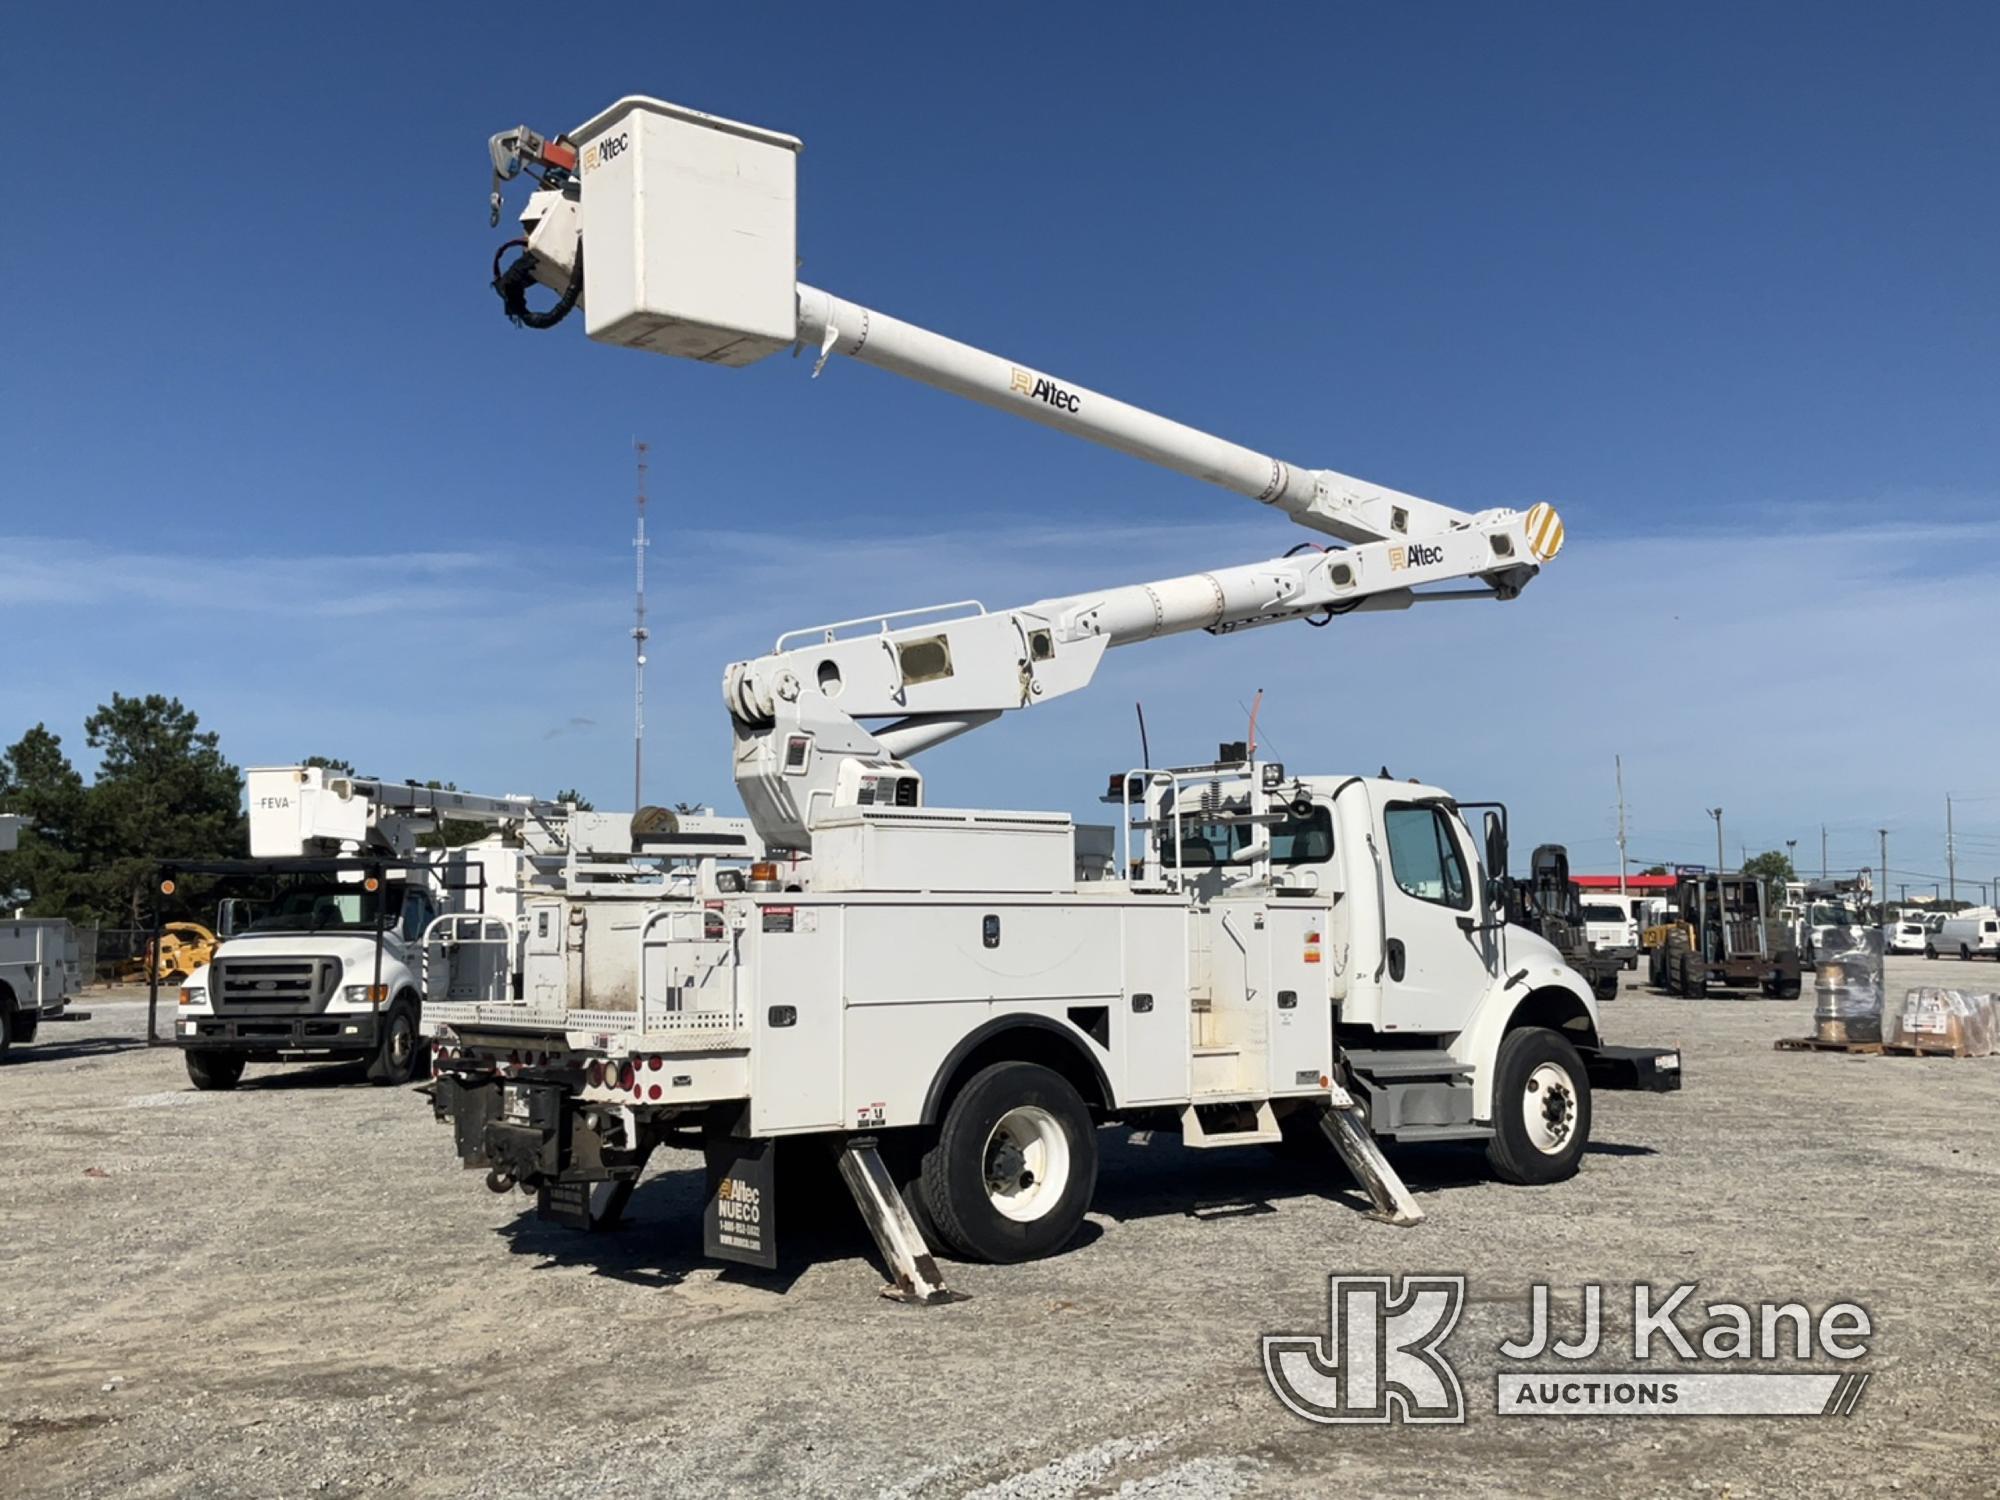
[155, 768, 574, 1090]
[431, 95, 1685, 1300]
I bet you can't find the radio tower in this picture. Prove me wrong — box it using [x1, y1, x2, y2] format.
[631, 440, 651, 811]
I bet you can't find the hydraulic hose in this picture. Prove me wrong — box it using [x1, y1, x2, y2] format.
[493, 242, 583, 330]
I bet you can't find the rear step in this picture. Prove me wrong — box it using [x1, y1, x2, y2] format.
[1180, 1099, 1283, 1148]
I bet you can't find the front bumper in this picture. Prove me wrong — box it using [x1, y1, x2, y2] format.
[171, 1010, 380, 1053]
[1587, 1044, 1683, 1093]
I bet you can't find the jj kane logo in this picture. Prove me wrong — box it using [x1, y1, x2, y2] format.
[1264, 1275, 1875, 1424]
[1388, 542, 1445, 572]
[1010, 366, 1081, 413]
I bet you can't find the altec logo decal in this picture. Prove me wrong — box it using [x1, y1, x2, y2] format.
[581, 132, 629, 173]
[1388, 542, 1445, 572]
[1010, 366, 1081, 413]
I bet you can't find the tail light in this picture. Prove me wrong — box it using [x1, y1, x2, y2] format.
[587, 1060, 605, 1088]
[617, 1061, 636, 1091]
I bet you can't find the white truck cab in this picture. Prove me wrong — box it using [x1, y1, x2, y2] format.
[171, 862, 461, 1088]
[1578, 894, 1642, 969]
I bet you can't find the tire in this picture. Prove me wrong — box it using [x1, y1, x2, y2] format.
[1485, 1027, 1592, 1186]
[1680, 953, 1708, 1000]
[186, 1049, 247, 1091]
[916, 1061, 1098, 1264]
[0, 997, 13, 1063]
[1925, 945, 1937, 960]
[878, 1129, 950, 1249]
[1776, 977, 1802, 1000]
[366, 1000, 422, 1086]
[14, 1013, 38, 1046]
[1961, 945, 1972, 961]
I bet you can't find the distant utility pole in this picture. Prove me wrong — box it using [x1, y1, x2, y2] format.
[1878, 828, 1889, 934]
[1708, 807, 1725, 875]
[1945, 794, 1956, 904]
[1786, 838, 1797, 877]
[632, 439, 651, 812]
[1615, 755, 1629, 898]
[1820, 824, 1827, 880]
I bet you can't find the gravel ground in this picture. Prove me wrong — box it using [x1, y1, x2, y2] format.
[3, 962, 1997, 1498]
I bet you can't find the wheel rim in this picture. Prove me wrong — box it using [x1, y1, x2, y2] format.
[388, 1016, 414, 1068]
[1521, 1061, 1578, 1156]
[982, 1105, 1071, 1222]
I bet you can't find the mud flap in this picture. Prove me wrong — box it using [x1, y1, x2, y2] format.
[703, 1135, 778, 1270]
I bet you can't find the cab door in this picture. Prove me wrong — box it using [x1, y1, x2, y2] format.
[1377, 801, 1500, 1033]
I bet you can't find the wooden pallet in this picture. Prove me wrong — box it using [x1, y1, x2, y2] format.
[1776, 1036, 1986, 1057]
[1774, 1037, 1881, 1055]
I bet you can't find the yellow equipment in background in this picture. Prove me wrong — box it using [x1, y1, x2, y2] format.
[123, 922, 220, 985]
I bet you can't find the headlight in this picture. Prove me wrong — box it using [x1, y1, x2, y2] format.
[178, 985, 206, 1007]
[343, 984, 389, 1004]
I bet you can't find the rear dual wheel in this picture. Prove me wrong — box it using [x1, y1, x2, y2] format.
[913, 1061, 1098, 1263]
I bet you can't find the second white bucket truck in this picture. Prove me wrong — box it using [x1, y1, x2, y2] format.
[155, 768, 574, 1090]
[433, 97, 1681, 1302]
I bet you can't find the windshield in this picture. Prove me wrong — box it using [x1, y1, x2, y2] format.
[1581, 904, 1625, 923]
[1808, 903, 1855, 927]
[239, 880, 405, 935]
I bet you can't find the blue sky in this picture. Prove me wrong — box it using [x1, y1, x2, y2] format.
[3, 4, 1997, 891]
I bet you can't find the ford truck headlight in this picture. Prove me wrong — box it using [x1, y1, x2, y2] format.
[178, 985, 206, 1007]
[343, 984, 389, 1004]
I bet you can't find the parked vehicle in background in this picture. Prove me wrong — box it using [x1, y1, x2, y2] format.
[1928, 909, 2000, 961]
[1646, 872, 1802, 998]
[158, 767, 572, 1091]
[1781, 878, 1872, 964]
[1888, 917, 1932, 955]
[1578, 894, 1641, 970]
[1, 815, 92, 1059]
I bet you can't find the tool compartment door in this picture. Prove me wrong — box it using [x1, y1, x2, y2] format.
[1119, 905, 1191, 1104]
[1265, 903, 1335, 1093]
[748, 902, 843, 1134]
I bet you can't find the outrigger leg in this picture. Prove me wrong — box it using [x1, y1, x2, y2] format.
[1316, 1090, 1425, 1227]
[837, 1137, 963, 1305]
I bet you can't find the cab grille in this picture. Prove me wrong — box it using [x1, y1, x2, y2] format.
[212, 956, 340, 1010]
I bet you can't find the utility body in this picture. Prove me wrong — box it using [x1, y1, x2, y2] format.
[449, 95, 1683, 1296]
[0, 814, 91, 1060]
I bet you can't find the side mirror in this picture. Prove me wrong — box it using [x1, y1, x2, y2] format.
[1483, 811, 1508, 880]
[1485, 875, 1510, 916]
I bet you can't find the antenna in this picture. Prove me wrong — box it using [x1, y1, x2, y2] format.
[632, 439, 651, 811]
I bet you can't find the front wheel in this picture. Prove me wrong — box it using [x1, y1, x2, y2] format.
[1961, 945, 1973, 961]
[917, 1061, 1098, 1263]
[1486, 1027, 1591, 1186]
[13, 1013, 38, 1046]
[1925, 945, 1938, 960]
[366, 1001, 422, 1086]
[186, 1049, 246, 1091]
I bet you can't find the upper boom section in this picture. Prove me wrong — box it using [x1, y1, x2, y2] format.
[488, 97, 1562, 550]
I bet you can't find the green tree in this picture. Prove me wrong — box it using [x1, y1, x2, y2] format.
[0, 726, 90, 915]
[555, 788, 594, 811]
[1741, 848, 1797, 910]
[1640, 865, 1668, 877]
[304, 755, 357, 776]
[83, 694, 245, 925]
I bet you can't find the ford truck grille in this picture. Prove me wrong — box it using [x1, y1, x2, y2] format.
[212, 956, 339, 1010]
